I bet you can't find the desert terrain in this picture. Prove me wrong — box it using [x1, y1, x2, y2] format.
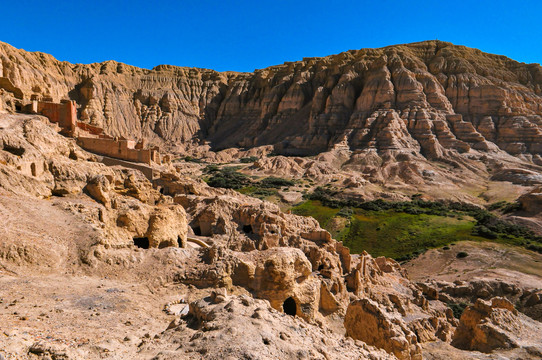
[0, 40, 541, 359]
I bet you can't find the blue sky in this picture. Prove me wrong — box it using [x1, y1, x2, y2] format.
[2, 1, 540, 72]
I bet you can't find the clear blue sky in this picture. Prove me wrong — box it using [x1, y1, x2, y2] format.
[2, 0, 541, 72]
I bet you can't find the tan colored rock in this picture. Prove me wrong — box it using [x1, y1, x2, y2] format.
[1, 40, 541, 161]
[85, 174, 111, 206]
[452, 297, 542, 353]
[167, 295, 395, 360]
[345, 298, 422, 360]
[147, 206, 188, 248]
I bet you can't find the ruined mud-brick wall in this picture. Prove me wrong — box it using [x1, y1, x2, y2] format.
[76, 121, 103, 136]
[37, 100, 76, 135]
[76, 137, 156, 165]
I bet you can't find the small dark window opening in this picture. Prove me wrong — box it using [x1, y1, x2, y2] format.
[192, 226, 202, 236]
[15, 104, 22, 112]
[3, 145, 25, 156]
[242, 224, 253, 234]
[31, 163, 37, 176]
[159, 187, 165, 195]
[133, 237, 149, 249]
[318, 264, 324, 271]
[283, 297, 297, 316]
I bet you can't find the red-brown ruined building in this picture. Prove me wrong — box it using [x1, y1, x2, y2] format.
[76, 136, 160, 165]
[34, 99, 77, 136]
[26, 97, 161, 165]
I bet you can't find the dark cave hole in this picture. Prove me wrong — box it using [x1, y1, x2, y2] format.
[3, 144, 25, 156]
[158, 241, 169, 249]
[159, 187, 165, 195]
[283, 297, 297, 316]
[191, 225, 202, 236]
[242, 224, 253, 234]
[318, 264, 324, 271]
[133, 237, 149, 249]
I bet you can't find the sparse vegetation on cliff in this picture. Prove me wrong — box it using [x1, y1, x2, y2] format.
[205, 167, 295, 199]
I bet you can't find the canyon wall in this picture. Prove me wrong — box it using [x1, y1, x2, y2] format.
[0, 40, 541, 159]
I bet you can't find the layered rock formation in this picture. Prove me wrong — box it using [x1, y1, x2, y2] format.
[0, 40, 541, 162]
[0, 113, 463, 359]
[452, 297, 542, 354]
[0, 114, 187, 253]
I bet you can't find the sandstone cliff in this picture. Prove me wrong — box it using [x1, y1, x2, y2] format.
[0, 40, 541, 162]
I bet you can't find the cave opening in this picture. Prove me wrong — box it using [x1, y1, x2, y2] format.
[133, 237, 149, 249]
[3, 144, 25, 156]
[191, 225, 202, 236]
[158, 241, 170, 249]
[242, 224, 253, 234]
[318, 264, 324, 271]
[283, 297, 297, 316]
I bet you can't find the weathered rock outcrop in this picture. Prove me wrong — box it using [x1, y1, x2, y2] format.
[0, 114, 188, 252]
[1, 111, 541, 360]
[451, 297, 542, 354]
[1, 40, 541, 161]
[343, 253, 456, 359]
[157, 294, 395, 360]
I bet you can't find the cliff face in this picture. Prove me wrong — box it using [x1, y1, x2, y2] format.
[1, 40, 541, 159]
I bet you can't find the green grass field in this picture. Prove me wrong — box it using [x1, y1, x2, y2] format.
[290, 200, 339, 227]
[291, 200, 528, 261]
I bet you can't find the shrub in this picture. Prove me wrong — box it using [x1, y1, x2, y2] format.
[502, 202, 522, 214]
[240, 156, 258, 163]
[473, 225, 498, 239]
[207, 168, 251, 189]
[448, 302, 469, 319]
[259, 177, 295, 189]
[337, 207, 353, 218]
[203, 164, 220, 173]
[456, 251, 469, 258]
[487, 201, 508, 211]
[526, 244, 542, 254]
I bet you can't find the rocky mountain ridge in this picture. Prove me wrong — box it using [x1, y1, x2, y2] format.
[0, 40, 541, 163]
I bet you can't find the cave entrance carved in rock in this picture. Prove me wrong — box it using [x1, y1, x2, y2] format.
[283, 297, 297, 316]
[133, 237, 149, 249]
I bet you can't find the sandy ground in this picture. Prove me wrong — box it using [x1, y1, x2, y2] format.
[404, 241, 542, 288]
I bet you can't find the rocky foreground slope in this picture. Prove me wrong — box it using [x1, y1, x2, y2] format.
[1, 114, 541, 359]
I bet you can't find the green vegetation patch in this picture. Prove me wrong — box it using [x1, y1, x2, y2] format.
[291, 200, 339, 228]
[240, 156, 259, 163]
[206, 168, 294, 200]
[447, 302, 470, 319]
[290, 187, 542, 261]
[206, 167, 251, 189]
[340, 209, 479, 260]
[259, 177, 295, 188]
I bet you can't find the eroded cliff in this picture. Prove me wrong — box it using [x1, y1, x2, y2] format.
[1, 40, 541, 162]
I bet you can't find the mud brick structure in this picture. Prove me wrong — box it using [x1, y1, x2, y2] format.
[76, 136, 160, 165]
[18, 96, 162, 165]
[35, 100, 77, 136]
